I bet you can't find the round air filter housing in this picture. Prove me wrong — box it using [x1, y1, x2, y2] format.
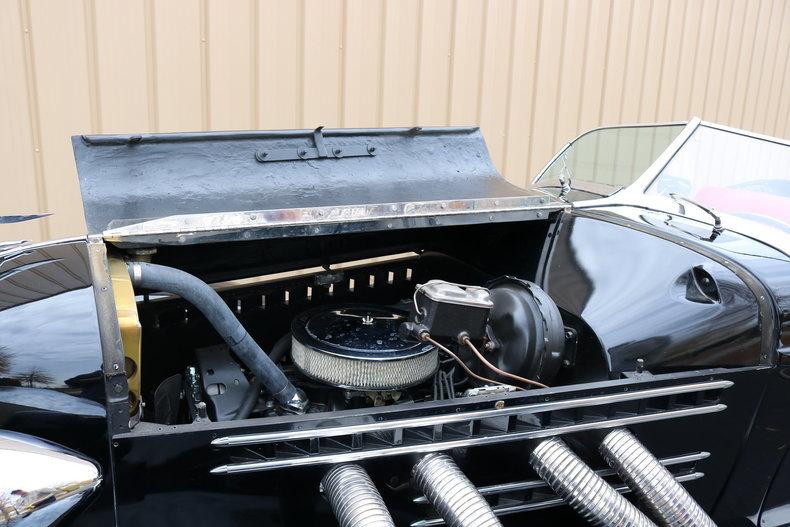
[291, 305, 438, 391]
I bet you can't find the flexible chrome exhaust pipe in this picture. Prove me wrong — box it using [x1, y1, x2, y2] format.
[412, 453, 502, 527]
[600, 429, 716, 527]
[320, 464, 395, 527]
[530, 437, 657, 527]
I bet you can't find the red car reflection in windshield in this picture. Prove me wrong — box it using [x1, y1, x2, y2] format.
[695, 186, 790, 226]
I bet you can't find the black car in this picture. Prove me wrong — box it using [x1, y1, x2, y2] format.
[0, 118, 788, 526]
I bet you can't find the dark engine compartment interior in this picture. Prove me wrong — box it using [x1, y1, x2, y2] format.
[123, 218, 607, 426]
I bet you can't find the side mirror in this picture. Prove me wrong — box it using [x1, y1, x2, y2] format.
[0, 431, 101, 526]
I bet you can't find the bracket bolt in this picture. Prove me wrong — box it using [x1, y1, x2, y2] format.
[636, 358, 645, 373]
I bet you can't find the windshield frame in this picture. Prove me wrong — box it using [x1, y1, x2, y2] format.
[560, 117, 790, 255]
[531, 120, 689, 186]
[618, 117, 790, 198]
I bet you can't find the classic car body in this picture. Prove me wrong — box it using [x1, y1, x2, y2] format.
[0, 118, 787, 526]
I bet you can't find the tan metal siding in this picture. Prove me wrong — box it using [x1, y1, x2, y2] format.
[1, 0, 788, 242]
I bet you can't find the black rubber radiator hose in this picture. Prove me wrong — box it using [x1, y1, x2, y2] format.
[127, 261, 308, 413]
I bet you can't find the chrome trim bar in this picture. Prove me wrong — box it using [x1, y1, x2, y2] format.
[103, 195, 562, 243]
[210, 404, 725, 474]
[212, 380, 732, 447]
[410, 472, 706, 527]
[413, 451, 710, 503]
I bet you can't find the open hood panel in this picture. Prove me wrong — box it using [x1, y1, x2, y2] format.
[72, 127, 563, 246]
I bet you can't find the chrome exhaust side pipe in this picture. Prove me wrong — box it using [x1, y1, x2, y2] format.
[412, 453, 503, 527]
[321, 464, 395, 527]
[599, 429, 716, 527]
[530, 437, 656, 527]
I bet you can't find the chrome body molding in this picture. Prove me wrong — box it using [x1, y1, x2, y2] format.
[0, 431, 101, 527]
[209, 380, 731, 475]
[212, 380, 732, 447]
[102, 196, 562, 246]
[210, 407, 724, 475]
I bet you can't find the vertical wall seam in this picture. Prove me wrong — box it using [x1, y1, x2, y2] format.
[550, 0, 569, 151]
[700, 0, 722, 119]
[500, 0, 517, 179]
[781, 51, 790, 136]
[199, 0, 211, 130]
[524, 0, 544, 178]
[412, 0, 425, 124]
[250, 0, 259, 129]
[298, 0, 306, 127]
[575, 0, 593, 131]
[83, 0, 102, 133]
[616, 0, 634, 123]
[668, 0, 690, 118]
[338, 0, 348, 127]
[736, 0, 765, 127]
[376, 0, 387, 127]
[611, 1, 634, 185]
[445, 0, 458, 124]
[769, 2, 790, 134]
[143, 0, 159, 131]
[714, 0, 736, 121]
[783, 83, 790, 137]
[635, 0, 654, 122]
[724, 0, 750, 124]
[18, 0, 49, 240]
[474, 0, 490, 125]
[748, 0, 776, 130]
[682, 0, 702, 118]
[760, 0, 785, 132]
[653, 0, 672, 121]
[596, 0, 615, 125]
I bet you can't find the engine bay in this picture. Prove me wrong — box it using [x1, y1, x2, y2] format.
[119, 233, 601, 428]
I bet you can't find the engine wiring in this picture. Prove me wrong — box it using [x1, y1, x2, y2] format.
[421, 334, 525, 391]
[462, 336, 548, 389]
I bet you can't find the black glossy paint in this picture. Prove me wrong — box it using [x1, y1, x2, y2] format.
[0, 209, 786, 526]
[589, 204, 790, 352]
[712, 366, 790, 526]
[0, 240, 113, 526]
[0, 241, 104, 400]
[107, 368, 763, 527]
[111, 210, 788, 526]
[540, 212, 764, 374]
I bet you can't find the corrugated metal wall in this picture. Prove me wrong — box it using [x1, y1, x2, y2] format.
[2, 0, 789, 242]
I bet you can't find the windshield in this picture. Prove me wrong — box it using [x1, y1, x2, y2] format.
[536, 124, 684, 194]
[647, 125, 790, 228]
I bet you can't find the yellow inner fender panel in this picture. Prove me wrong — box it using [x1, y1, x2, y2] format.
[109, 257, 142, 414]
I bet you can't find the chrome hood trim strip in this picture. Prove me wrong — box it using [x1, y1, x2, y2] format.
[209, 405, 725, 474]
[212, 380, 732, 447]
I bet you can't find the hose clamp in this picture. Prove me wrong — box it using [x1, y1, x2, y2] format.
[129, 262, 142, 284]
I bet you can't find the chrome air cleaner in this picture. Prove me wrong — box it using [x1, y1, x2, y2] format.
[291, 305, 438, 391]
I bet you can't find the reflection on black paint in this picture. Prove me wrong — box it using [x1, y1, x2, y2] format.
[545, 213, 762, 373]
[0, 242, 104, 404]
[0, 287, 103, 399]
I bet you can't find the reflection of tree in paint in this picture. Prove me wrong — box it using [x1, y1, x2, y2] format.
[18, 367, 54, 388]
[0, 346, 14, 375]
